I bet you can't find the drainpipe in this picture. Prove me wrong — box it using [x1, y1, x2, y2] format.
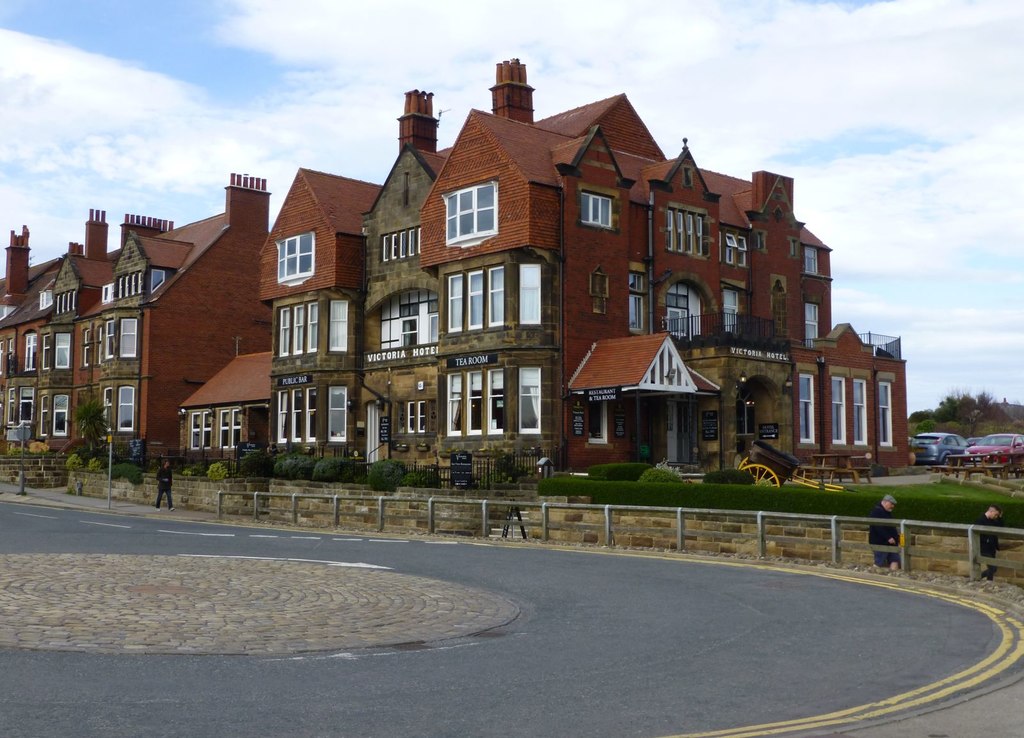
[646, 191, 655, 335]
[558, 185, 567, 470]
[817, 355, 826, 453]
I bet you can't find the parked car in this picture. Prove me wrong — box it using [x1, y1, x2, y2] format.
[910, 432, 969, 465]
[966, 433, 1024, 459]
[965, 437, 983, 447]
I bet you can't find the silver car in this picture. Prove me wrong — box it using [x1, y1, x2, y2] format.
[911, 432, 968, 465]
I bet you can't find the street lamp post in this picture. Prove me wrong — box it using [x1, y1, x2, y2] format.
[107, 434, 113, 509]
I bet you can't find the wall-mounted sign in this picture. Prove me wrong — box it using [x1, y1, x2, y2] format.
[702, 410, 719, 441]
[586, 387, 619, 402]
[451, 451, 473, 488]
[729, 346, 791, 363]
[365, 345, 438, 364]
[277, 374, 313, 387]
[446, 353, 498, 369]
[613, 411, 626, 438]
[758, 423, 780, 440]
[571, 405, 585, 436]
[378, 416, 391, 443]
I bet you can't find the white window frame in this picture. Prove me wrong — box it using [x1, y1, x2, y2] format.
[798, 373, 814, 443]
[305, 387, 317, 442]
[628, 272, 645, 331]
[19, 386, 34, 424]
[853, 378, 868, 445]
[447, 374, 463, 436]
[55, 332, 71, 369]
[117, 385, 135, 431]
[519, 367, 541, 434]
[42, 334, 51, 370]
[831, 376, 846, 445]
[448, 274, 464, 333]
[82, 328, 91, 368]
[290, 388, 304, 442]
[804, 246, 818, 274]
[519, 265, 541, 325]
[488, 267, 505, 327]
[588, 400, 608, 444]
[581, 192, 612, 228]
[723, 289, 739, 332]
[307, 302, 319, 353]
[878, 381, 893, 447]
[276, 390, 288, 443]
[407, 400, 426, 434]
[467, 370, 483, 436]
[150, 269, 166, 292]
[219, 409, 233, 449]
[278, 307, 291, 357]
[119, 318, 137, 358]
[103, 386, 113, 423]
[445, 182, 497, 245]
[468, 270, 484, 330]
[102, 283, 114, 303]
[329, 300, 348, 352]
[277, 232, 315, 283]
[488, 369, 504, 434]
[804, 303, 818, 347]
[190, 411, 203, 449]
[24, 332, 37, 371]
[328, 386, 347, 442]
[52, 393, 69, 437]
[292, 304, 305, 354]
[105, 319, 115, 359]
[39, 290, 53, 310]
[39, 394, 49, 437]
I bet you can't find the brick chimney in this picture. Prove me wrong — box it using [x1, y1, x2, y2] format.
[5, 225, 30, 298]
[85, 208, 109, 260]
[121, 213, 173, 247]
[225, 173, 270, 231]
[398, 90, 438, 153]
[491, 58, 534, 124]
[68, 242, 84, 256]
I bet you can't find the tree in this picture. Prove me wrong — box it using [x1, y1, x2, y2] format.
[75, 398, 109, 453]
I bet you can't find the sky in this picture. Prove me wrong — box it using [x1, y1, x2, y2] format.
[1, 0, 1022, 414]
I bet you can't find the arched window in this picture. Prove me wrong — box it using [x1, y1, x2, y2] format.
[666, 283, 702, 337]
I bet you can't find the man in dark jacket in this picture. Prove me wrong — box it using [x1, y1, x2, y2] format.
[869, 494, 901, 570]
[155, 460, 174, 511]
[975, 505, 1004, 581]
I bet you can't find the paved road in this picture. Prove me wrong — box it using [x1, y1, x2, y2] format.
[1, 484, 1022, 737]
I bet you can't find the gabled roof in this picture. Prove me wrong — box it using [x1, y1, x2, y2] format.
[70, 254, 116, 288]
[569, 333, 714, 395]
[0, 257, 62, 329]
[298, 168, 381, 235]
[536, 95, 623, 136]
[181, 352, 272, 408]
[470, 111, 569, 187]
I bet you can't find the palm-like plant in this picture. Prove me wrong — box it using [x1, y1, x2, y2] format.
[75, 398, 109, 453]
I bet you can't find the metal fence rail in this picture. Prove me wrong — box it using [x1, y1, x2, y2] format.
[214, 491, 1021, 582]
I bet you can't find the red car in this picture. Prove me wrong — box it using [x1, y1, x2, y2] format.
[966, 433, 1024, 460]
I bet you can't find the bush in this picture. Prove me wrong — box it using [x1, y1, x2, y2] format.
[274, 453, 316, 481]
[87, 457, 105, 473]
[703, 469, 755, 485]
[367, 459, 406, 492]
[637, 467, 685, 484]
[312, 457, 358, 483]
[588, 462, 652, 481]
[110, 463, 143, 485]
[400, 468, 442, 488]
[65, 453, 84, 471]
[239, 449, 275, 478]
[180, 463, 207, 477]
[206, 462, 229, 481]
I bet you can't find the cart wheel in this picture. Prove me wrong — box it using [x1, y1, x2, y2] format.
[744, 463, 781, 487]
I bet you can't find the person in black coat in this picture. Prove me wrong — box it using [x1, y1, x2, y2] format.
[975, 505, 1004, 581]
[155, 459, 174, 511]
[868, 494, 901, 570]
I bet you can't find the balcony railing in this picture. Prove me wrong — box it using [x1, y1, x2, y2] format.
[858, 332, 902, 360]
[663, 312, 777, 344]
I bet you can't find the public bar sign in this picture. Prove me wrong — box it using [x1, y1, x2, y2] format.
[277, 374, 313, 387]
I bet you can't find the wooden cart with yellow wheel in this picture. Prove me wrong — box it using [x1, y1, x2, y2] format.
[738, 440, 845, 491]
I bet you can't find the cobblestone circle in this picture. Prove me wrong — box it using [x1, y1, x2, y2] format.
[0, 554, 520, 655]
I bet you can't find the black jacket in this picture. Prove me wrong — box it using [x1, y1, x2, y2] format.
[975, 514, 1004, 556]
[868, 503, 898, 545]
[156, 466, 173, 491]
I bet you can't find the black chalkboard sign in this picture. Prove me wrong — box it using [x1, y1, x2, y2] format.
[701, 411, 718, 441]
[236, 441, 260, 459]
[379, 416, 391, 443]
[128, 439, 146, 465]
[572, 406, 585, 436]
[758, 423, 780, 440]
[451, 451, 473, 488]
[613, 412, 626, 438]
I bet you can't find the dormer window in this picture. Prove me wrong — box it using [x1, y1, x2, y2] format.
[580, 192, 612, 229]
[277, 232, 314, 283]
[39, 290, 53, 310]
[102, 284, 114, 304]
[445, 182, 497, 246]
[723, 233, 748, 267]
[803, 246, 819, 275]
[150, 269, 166, 292]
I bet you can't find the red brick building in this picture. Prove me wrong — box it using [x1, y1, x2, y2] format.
[0, 174, 273, 459]
[261, 58, 907, 472]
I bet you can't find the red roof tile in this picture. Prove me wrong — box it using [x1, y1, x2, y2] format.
[299, 168, 381, 235]
[181, 352, 272, 408]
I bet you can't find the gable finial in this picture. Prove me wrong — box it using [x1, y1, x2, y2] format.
[682, 137, 688, 151]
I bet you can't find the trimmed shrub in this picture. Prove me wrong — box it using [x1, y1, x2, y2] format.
[703, 469, 755, 485]
[637, 467, 685, 484]
[312, 457, 358, 483]
[239, 449, 275, 478]
[87, 457, 105, 473]
[206, 462, 229, 481]
[65, 453, 84, 471]
[400, 468, 442, 488]
[110, 463, 143, 485]
[588, 462, 652, 481]
[180, 463, 207, 477]
[274, 454, 317, 481]
[368, 459, 406, 492]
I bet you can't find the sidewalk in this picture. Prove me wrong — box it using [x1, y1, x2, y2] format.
[0, 482, 218, 522]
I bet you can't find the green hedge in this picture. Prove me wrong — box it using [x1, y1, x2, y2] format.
[587, 462, 652, 481]
[537, 477, 1024, 527]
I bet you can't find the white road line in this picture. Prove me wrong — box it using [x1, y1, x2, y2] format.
[423, 540, 459, 545]
[12, 511, 58, 519]
[158, 529, 235, 537]
[331, 538, 364, 542]
[367, 539, 410, 543]
[250, 534, 280, 538]
[81, 520, 131, 529]
[290, 536, 321, 540]
[177, 553, 391, 569]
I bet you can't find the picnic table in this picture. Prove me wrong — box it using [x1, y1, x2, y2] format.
[937, 452, 1024, 480]
[801, 452, 873, 484]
